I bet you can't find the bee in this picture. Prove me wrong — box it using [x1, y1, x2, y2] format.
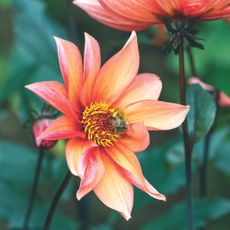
[110, 110, 128, 134]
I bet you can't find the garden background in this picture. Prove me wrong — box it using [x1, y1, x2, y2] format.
[0, 0, 230, 229]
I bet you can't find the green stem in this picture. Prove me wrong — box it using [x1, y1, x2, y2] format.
[23, 148, 45, 230]
[179, 41, 193, 230]
[43, 170, 72, 230]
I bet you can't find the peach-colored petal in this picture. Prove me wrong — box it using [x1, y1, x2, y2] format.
[100, 0, 157, 22]
[113, 73, 162, 108]
[125, 100, 189, 130]
[81, 33, 101, 106]
[37, 116, 82, 142]
[219, 92, 230, 107]
[66, 138, 93, 176]
[77, 146, 104, 200]
[54, 37, 83, 111]
[118, 122, 150, 152]
[94, 150, 133, 220]
[92, 31, 139, 105]
[106, 144, 166, 201]
[25, 81, 75, 117]
[74, 0, 152, 31]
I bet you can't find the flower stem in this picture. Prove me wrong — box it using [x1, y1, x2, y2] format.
[187, 46, 197, 76]
[43, 170, 72, 230]
[179, 41, 193, 230]
[23, 147, 45, 230]
[199, 92, 219, 198]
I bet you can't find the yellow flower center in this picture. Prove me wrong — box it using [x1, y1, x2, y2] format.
[81, 102, 128, 147]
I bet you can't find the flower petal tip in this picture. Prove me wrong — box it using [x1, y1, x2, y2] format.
[76, 191, 83, 201]
[160, 194, 167, 202]
[25, 83, 34, 90]
[120, 212, 132, 221]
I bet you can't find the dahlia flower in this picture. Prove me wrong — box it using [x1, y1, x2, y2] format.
[74, 0, 230, 31]
[26, 32, 189, 219]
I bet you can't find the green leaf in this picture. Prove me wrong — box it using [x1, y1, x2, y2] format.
[141, 197, 230, 230]
[192, 127, 229, 163]
[186, 84, 216, 144]
[214, 142, 230, 175]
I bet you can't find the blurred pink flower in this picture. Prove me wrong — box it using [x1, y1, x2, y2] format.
[189, 77, 230, 107]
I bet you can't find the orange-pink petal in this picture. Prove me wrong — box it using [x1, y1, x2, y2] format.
[92, 31, 139, 104]
[106, 144, 166, 201]
[66, 138, 93, 176]
[81, 33, 101, 106]
[94, 150, 133, 220]
[54, 37, 83, 111]
[76, 147, 104, 200]
[125, 100, 189, 130]
[113, 73, 162, 108]
[119, 122, 150, 152]
[37, 116, 82, 142]
[25, 81, 75, 117]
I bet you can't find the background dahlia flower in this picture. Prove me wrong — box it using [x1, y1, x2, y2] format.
[26, 32, 189, 219]
[189, 77, 230, 107]
[74, 0, 230, 31]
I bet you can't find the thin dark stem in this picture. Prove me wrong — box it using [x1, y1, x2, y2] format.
[187, 46, 197, 76]
[199, 92, 219, 198]
[23, 148, 45, 230]
[179, 41, 193, 230]
[199, 133, 210, 198]
[43, 170, 72, 230]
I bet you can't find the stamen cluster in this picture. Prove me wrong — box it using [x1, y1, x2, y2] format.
[81, 102, 122, 147]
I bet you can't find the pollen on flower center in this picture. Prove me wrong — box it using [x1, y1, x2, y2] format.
[81, 102, 128, 147]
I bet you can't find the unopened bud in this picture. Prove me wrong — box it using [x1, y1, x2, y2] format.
[33, 119, 56, 149]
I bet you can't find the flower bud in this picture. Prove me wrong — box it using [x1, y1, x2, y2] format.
[33, 119, 56, 149]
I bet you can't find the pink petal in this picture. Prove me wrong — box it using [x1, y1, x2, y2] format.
[81, 33, 101, 106]
[26, 81, 75, 117]
[66, 138, 93, 176]
[54, 37, 83, 111]
[76, 146, 105, 200]
[37, 116, 82, 142]
[94, 150, 133, 220]
[119, 122, 150, 152]
[125, 100, 189, 130]
[219, 92, 230, 107]
[92, 31, 139, 105]
[188, 77, 213, 91]
[106, 144, 166, 201]
[113, 73, 162, 108]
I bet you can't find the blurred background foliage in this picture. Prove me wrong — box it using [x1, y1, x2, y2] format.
[0, 0, 229, 229]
